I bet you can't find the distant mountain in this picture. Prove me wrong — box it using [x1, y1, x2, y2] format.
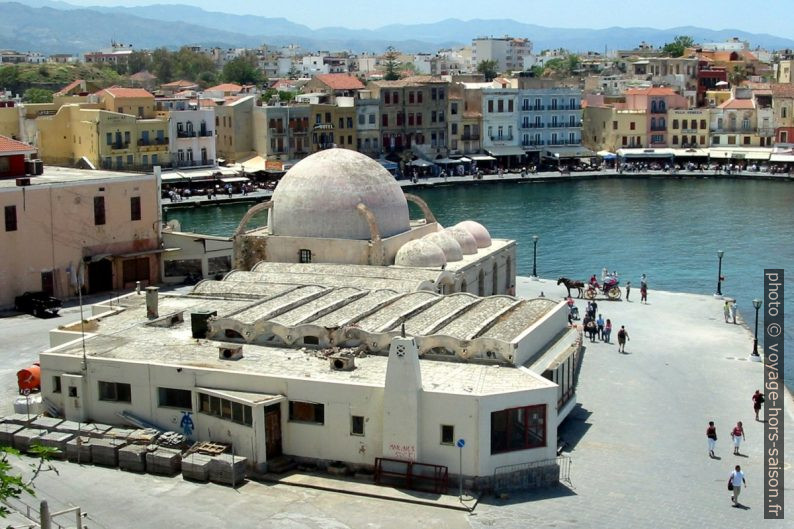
[3, 1, 794, 55]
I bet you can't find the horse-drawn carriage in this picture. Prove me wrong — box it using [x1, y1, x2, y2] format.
[558, 276, 622, 300]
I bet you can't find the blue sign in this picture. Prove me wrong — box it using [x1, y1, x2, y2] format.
[456, 438, 465, 448]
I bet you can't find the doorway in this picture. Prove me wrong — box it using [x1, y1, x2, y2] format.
[88, 259, 113, 293]
[264, 403, 282, 459]
[41, 271, 54, 296]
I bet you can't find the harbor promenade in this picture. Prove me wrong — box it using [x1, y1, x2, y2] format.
[161, 167, 794, 210]
[0, 279, 790, 528]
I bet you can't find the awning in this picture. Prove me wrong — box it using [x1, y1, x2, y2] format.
[709, 148, 772, 160]
[597, 150, 617, 159]
[469, 154, 496, 161]
[616, 148, 675, 158]
[457, 156, 472, 163]
[196, 387, 283, 406]
[770, 153, 794, 163]
[434, 157, 462, 164]
[378, 159, 399, 170]
[408, 159, 435, 168]
[160, 173, 189, 182]
[113, 248, 179, 259]
[672, 148, 709, 157]
[220, 177, 250, 184]
[544, 146, 597, 159]
[486, 146, 526, 157]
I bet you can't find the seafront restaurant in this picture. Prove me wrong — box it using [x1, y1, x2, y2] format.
[616, 147, 675, 167]
[37, 149, 582, 492]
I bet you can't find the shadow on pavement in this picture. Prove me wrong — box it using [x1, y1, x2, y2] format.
[479, 483, 577, 506]
[558, 403, 593, 453]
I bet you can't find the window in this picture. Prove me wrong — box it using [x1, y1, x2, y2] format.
[431, 88, 437, 100]
[408, 91, 415, 104]
[612, 121, 618, 130]
[743, 136, 751, 145]
[325, 112, 331, 124]
[122, 257, 150, 283]
[358, 114, 365, 125]
[783, 107, 788, 119]
[106, 132, 112, 145]
[451, 102, 458, 115]
[369, 114, 376, 125]
[508, 99, 513, 112]
[98, 381, 131, 403]
[339, 117, 344, 129]
[299, 249, 312, 263]
[487, 100, 493, 113]
[451, 123, 458, 135]
[416, 113, 422, 126]
[52, 376, 61, 394]
[158, 387, 192, 409]
[93, 196, 106, 226]
[441, 425, 454, 445]
[700, 119, 707, 129]
[672, 135, 679, 145]
[630, 122, 636, 131]
[288, 400, 324, 424]
[408, 113, 414, 126]
[491, 404, 546, 454]
[438, 88, 445, 100]
[130, 196, 141, 221]
[382, 114, 389, 127]
[417, 91, 423, 103]
[351, 415, 365, 436]
[672, 119, 679, 129]
[497, 99, 504, 113]
[4, 205, 16, 232]
[347, 117, 353, 129]
[198, 393, 252, 426]
[431, 110, 437, 123]
[728, 136, 736, 145]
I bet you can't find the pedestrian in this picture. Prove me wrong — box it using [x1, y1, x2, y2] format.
[596, 314, 605, 340]
[706, 421, 717, 458]
[603, 318, 612, 343]
[640, 275, 648, 304]
[730, 299, 737, 324]
[586, 319, 597, 342]
[590, 300, 598, 319]
[586, 301, 592, 318]
[730, 421, 745, 455]
[625, 281, 631, 301]
[723, 301, 731, 323]
[752, 390, 764, 421]
[728, 465, 746, 506]
[617, 325, 629, 352]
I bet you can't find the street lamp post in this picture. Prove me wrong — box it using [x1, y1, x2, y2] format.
[531, 235, 539, 279]
[751, 298, 762, 359]
[715, 250, 724, 297]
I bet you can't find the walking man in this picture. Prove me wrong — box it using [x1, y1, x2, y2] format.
[729, 465, 746, 506]
[731, 421, 745, 455]
[640, 274, 648, 304]
[752, 390, 764, 421]
[596, 314, 605, 340]
[723, 301, 731, 323]
[707, 421, 717, 458]
[617, 325, 629, 353]
[625, 281, 631, 301]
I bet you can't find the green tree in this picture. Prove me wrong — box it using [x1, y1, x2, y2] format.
[1, 444, 59, 518]
[22, 88, 54, 103]
[662, 36, 695, 58]
[529, 64, 545, 78]
[222, 53, 264, 86]
[566, 54, 581, 75]
[383, 47, 401, 81]
[729, 64, 747, 86]
[127, 50, 152, 75]
[150, 48, 175, 83]
[197, 70, 217, 88]
[0, 65, 21, 94]
[477, 59, 499, 81]
[173, 47, 216, 81]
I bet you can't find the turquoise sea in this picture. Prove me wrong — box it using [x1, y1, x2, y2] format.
[164, 178, 793, 388]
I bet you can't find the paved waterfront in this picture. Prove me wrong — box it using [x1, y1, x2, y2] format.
[1, 279, 791, 528]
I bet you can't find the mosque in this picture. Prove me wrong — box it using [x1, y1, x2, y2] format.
[38, 149, 580, 491]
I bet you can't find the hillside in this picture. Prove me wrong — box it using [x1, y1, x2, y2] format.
[0, 62, 121, 94]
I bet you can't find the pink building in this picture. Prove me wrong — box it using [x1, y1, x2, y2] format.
[624, 87, 689, 147]
[0, 165, 161, 306]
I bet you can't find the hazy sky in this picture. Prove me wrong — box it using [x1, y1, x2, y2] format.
[58, 0, 793, 37]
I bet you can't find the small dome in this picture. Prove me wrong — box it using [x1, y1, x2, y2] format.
[423, 231, 463, 262]
[443, 226, 478, 255]
[270, 149, 410, 240]
[394, 239, 447, 268]
[456, 220, 492, 248]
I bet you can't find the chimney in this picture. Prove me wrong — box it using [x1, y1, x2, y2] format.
[191, 310, 217, 338]
[145, 286, 159, 319]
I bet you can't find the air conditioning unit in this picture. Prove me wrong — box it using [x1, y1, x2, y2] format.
[219, 345, 243, 361]
[329, 355, 355, 371]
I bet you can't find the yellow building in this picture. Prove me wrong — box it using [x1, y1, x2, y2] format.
[215, 95, 256, 163]
[37, 105, 169, 170]
[0, 102, 20, 139]
[667, 109, 710, 148]
[705, 89, 731, 108]
[309, 99, 358, 153]
[583, 106, 647, 152]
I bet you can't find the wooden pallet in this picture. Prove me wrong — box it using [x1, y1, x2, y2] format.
[187, 441, 228, 456]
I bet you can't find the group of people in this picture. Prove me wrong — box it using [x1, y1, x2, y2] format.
[705, 389, 765, 507]
[570, 297, 630, 352]
[723, 299, 738, 324]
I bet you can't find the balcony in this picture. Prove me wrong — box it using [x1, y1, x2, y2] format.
[198, 129, 213, 137]
[489, 135, 514, 141]
[174, 159, 214, 168]
[522, 140, 545, 147]
[522, 123, 544, 129]
[650, 126, 667, 131]
[521, 105, 545, 112]
[137, 138, 169, 151]
[556, 104, 582, 110]
[461, 133, 480, 140]
[109, 142, 130, 151]
[269, 128, 287, 135]
[177, 130, 197, 138]
[547, 139, 579, 146]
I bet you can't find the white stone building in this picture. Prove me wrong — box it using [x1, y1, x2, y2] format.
[472, 37, 533, 73]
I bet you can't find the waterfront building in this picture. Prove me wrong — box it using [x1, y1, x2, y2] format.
[481, 87, 523, 167]
[696, 63, 728, 107]
[369, 77, 449, 157]
[155, 97, 217, 169]
[355, 90, 381, 156]
[252, 103, 311, 162]
[308, 98, 358, 153]
[303, 74, 365, 101]
[36, 87, 171, 171]
[667, 108, 710, 148]
[39, 147, 578, 487]
[517, 78, 584, 165]
[582, 105, 648, 152]
[709, 88, 774, 148]
[0, 154, 161, 306]
[215, 95, 256, 164]
[472, 36, 532, 73]
[771, 83, 794, 144]
[624, 87, 689, 147]
[619, 56, 699, 102]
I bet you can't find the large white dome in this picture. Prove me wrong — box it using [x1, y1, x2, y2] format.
[270, 149, 410, 240]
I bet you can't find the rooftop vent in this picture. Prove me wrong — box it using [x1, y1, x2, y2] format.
[329, 355, 355, 371]
[191, 310, 217, 339]
[219, 345, 243, 361]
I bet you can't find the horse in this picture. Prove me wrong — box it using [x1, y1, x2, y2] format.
[557, 277, 585, 298]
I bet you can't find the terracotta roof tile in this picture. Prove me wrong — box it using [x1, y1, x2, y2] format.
[718, 98, 755, 109]
[206, 83, 243, 93]
[0, 135, 35, 154]
[99, 86, 154, 98]
[162, 80, 198, 88]
[314, 73, 365, 91]
[624, 86, 677, 96]
[772, 84, 794, 98]
[55, 79, 84, 96]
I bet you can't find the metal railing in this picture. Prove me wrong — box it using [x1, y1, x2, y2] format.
[492, 455, 572, 494]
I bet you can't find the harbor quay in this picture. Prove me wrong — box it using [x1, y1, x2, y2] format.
[0, 276, 790, 528]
